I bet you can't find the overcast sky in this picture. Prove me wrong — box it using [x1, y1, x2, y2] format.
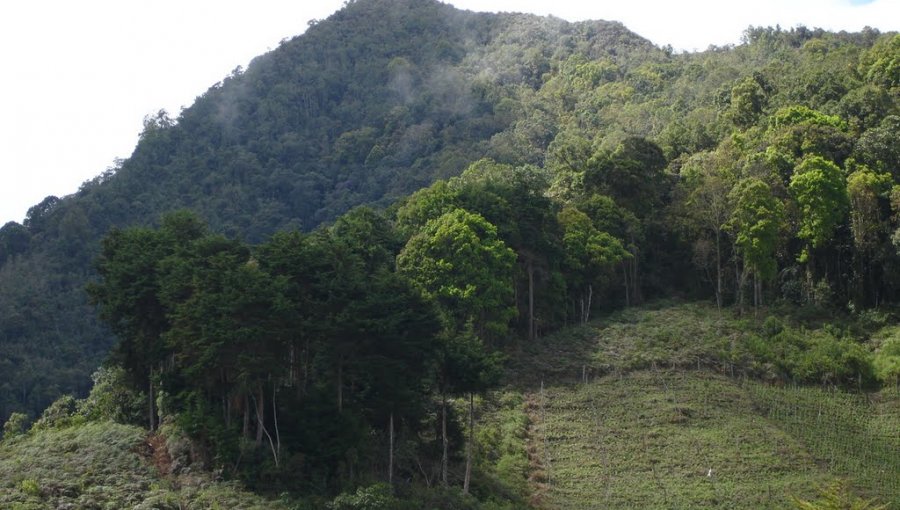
[1, 0, 897, 225]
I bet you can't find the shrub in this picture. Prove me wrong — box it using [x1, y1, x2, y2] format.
[329, 483, 399, 510]
[747, 326, 877, 388]
[873, 336, 900, 386]
[78, 366, 145, 424]
[2, 412, 28, 441]
[30, 395, 82, 432]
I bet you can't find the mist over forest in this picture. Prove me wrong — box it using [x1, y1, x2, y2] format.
[1, 0, 898, 507]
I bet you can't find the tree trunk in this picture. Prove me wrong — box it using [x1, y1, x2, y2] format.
[631, 249, 641, 304]
[272, 382, 280, 460]
[753, 271, 759, 317]
[302, 338, 310, 397]
[255, 385, 265, 447]
[243, 393, 250, 439]
[585, 284, 593, 323]
[806, 248, 815, 304]
[337, 359, 343, 413]
[737, 261, 747, 316]
[148, 370, 156, 432]
[389, 412, 394, 486]
[527, 259, 535, 342]
[441, 393, 448, 486]
[463, 393, 474, 495]
[223, 395, 229, 427]
[715, 230, 723, 310]
[622, 262, 630, 307]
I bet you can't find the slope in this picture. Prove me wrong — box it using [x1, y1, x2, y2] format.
[514, 303, 900, 509]
[0, 0, 657, 421]
[0, 422, 289, 509]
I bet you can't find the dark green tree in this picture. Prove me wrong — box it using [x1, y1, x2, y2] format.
[88, 211, 207, 431]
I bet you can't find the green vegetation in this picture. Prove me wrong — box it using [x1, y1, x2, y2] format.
[512, 303, 899, 508]
[0, 422, 288, 509]
[1, 0, 899, 506]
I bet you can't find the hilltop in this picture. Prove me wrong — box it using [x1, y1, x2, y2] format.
[0, 0, 658, 421]
[1, 0, 899, 506]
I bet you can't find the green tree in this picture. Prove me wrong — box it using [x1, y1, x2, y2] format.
[159, 234, 285, 451]
[88, 211, 207, 431]
[397, 208, 513, 490]
[453, 160, 562, 340]
[729, 76, 766, 128]
[789, 156, 849, 300]
[676, 150, 736, 308]
[727, 178, 783, 313]
[557, 206, 629, 323]
[397, 209, 516, 341]
[846, 165, 893, 305]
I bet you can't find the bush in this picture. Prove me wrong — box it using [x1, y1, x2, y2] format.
[78, 366, 145, 425]
[2, 412, 28, 441]
[873, 336, 900, 386]
[329, 483, 399, 510]
[30, 395, 82, 432]
[747, 326, 877, 388]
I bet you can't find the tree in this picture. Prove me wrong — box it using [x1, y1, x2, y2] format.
[397, 208, 516, 341]
[0, 222, 30, 265]
[789, 156, 849, 300]
[88, 211, 208, 431]
[729, 76, 766, 128]
[397, 208, 512, 490]
[346, 269, 441, 485]
[583, 137, 669, 217]
[557, 206, 629, 323]
[846, 165, 892, 305]
[453, 160, 561, 340]
[159, 234, 285, 452]
[727, 178, 783, 313]
[677, 151, 736, 308]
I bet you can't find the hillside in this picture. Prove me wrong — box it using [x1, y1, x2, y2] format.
[1, 0, 900, 505]
[0, 0, 659, 421]
[514, 304, 900, 509]
[3, 303, 897, 508]
[3, 0, 898, 425]
[0, 422, 289, 509]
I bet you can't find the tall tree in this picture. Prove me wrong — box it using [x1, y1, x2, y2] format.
[727, 178, 783, 313]
[397, 208, 513, 489]
[397, 208, 516, 341]
[789, 156, 849, 301]
[846, 165, 893, 305]
[557, 206, 629, 323]
[87, 211, 207, 431]
[677, 151, 736, 308]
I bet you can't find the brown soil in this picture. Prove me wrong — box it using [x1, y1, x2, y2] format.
[147, 432, 173, 477]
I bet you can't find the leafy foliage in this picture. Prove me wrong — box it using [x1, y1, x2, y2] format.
[2, 1, 900, 506]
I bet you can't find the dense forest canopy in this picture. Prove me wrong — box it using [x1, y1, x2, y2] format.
[1, 3, 899, 496]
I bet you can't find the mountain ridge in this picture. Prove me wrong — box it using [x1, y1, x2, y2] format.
[0, 0, 659, 420]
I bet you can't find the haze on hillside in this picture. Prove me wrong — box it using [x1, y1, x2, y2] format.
[1, 0, 897, 225]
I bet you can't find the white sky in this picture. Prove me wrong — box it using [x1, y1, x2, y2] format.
[0, 0, 897, 225]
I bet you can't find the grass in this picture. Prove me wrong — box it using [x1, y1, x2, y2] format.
[536, 371, 829, 509]
[745, 382, 900, 506]
[0, 421, 289, 510]
[3, 301, 897, 508]
[508, 301, 900, 509]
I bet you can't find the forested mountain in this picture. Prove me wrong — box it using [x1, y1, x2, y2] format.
[1, 0, 900, 505]
[0, 0, 657, 420]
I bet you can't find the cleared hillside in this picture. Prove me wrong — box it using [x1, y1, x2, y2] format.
[514, 303, 900, 509]
[0, 422, 288, 509]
